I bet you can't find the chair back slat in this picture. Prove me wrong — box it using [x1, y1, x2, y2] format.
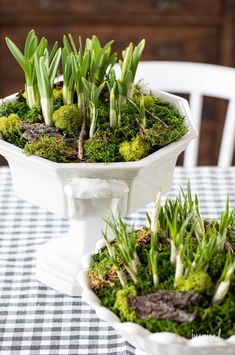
[218, 99, 235, 167]
[135, 61, 235, 166]
[184, 93, 203, 167]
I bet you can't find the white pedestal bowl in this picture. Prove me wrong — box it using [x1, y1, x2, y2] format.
[0, 90, 197, 296]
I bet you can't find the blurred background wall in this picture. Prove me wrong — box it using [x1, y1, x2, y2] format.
[0, 0, 235, 165]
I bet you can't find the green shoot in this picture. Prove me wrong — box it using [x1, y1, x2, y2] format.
[110, 86, 118, 129]
[106, 215, 139, 284]
[61, 49, 74, 104]
[127, 96, 146, 129]
[151, 191, 161, 233]
[82, 78, 106, 138]
[148, 222, 159, 287]
[102, 230, 127, 287]
[212, 253, 235, 304]
[218, 198, 235, 249]
[71, 50, 89, 112]
[34, 47, 61, 125]
[5, 30, 47, 109]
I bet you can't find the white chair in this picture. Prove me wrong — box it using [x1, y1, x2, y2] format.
[136, 61, 235, 167]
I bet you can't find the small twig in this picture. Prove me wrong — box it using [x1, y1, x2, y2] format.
[145, 108, 168, 128]
[78, 94, 86, 160]
[127, 98, 168, 128]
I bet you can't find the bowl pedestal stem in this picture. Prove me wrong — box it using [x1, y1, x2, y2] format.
[36, 217, 106, 296]
[36, 177, 129, 296]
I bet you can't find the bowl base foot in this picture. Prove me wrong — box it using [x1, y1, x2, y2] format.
[36, 234, 83, 296]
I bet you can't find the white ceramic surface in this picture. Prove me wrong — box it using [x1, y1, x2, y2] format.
[0, 90, 197, 296]
[77, 239, 235, 355]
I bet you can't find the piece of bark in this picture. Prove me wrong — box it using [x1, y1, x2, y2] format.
[21, 122, 60, 141]
[128, 291, 203, 310]
[128, 291, 203, 324]
[129, 299, 196, 323]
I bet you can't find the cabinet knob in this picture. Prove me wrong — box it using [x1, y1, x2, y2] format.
[155, 0, 183, 11]
[154, 43, 183, 58]
[39, 0, 66, 10]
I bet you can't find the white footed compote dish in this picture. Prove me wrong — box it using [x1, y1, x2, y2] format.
[0, 31, 197, 296]
[0, 90, 196, 296]
[77, 204, 235, 355]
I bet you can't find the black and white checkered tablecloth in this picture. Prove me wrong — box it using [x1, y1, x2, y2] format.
[1, 166, 235, 355]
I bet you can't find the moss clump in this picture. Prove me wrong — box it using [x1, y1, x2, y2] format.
[0, 100, 29, 118]
[24, 136, 76, 162]
[176, 271, 213, 294]
[119, 135, 150, 161]
[0, 114, 21, 138]
[88, 255, 117, 290]
[52, 105, 82, 137]
[53, 88, 63, 101]
[114, 285, 137, 322]
[133, 94, 155, 109]
[84, 129, 121, 162]
[23, 107, 41, 124]
[143, 122, 187, 150]
[53, 89, 64, 111]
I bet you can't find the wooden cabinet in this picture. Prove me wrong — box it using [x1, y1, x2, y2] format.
[0, 0, 234, 165]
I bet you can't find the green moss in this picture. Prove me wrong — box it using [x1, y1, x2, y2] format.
[23, 107, 41, 124]
[0, 93, 188, 163]
[0, 114, 21, 138]
[176, 271, 213, 294]
[84, 129, 121, 162]
[52, 105, 82, 137]
[0, 100, 29, 118]
[133, 94, 155, 109]
[119, 135, 150, 161]
[114, 285, 137, 322]
[24, 136, 75, 162]
[208, 252, 227, 282]
[143, 122, 187, 149]
[53, 89, 64, 111]
[6, 133, 26, 148]
[53, 88, 63, 101]
[88, 253, 116, 290]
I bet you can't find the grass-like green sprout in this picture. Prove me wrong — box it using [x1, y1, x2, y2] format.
[108, 39, 145, 127]
[109, 86, 118, 129]
[105, 215, 140, 284]
[212, 253, 235, 304]
[102, 230, 127, 287]
[190, 224, 218, 274]
[82, 79, 106, 138]
[61, 50, 74, 105]
[165, 202, 194, 284]
[119, 40, 145, 100]
[218, 198, 235, 249]
[147, 192, 161, 287]
[62, 34, 84, 105]
[71, 50, 89, 113]
[85, 35, 117, 84]
[127, 96, 146, 129]
[34, 46, 61, 125]
[5, 30, 48, 110]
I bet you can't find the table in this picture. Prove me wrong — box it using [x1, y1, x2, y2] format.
[1, 166, 235, 355]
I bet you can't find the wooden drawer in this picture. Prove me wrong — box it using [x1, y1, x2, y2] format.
[0, 25, 220, 82]
[0, 0, 222, 16]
